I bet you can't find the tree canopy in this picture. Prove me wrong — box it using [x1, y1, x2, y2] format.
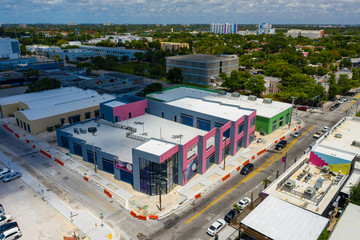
[26, 78, 61, 93]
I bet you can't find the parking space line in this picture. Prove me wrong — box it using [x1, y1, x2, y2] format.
[84, 190, 116, 212]
[185, 126, 314, 224]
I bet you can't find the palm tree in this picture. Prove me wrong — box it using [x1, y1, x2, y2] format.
[263, 177, 272, 189]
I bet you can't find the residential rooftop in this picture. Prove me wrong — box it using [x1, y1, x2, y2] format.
[147, 86, 291, 118]
[241, 195, 329, 240]
[60, 113, 207, 162]
[329, 203, 360, 240]
[165, 54, 238, 62]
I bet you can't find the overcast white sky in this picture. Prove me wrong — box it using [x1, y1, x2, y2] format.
[1, 0, 360, 24]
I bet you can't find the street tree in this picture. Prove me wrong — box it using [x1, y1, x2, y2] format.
[167, 68, 183, 83]
[245, 75, 266, 97]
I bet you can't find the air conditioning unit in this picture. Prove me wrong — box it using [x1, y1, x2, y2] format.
[231, 92, 241, 98]
[321, 165, 330, 174]
[263, 98, 272, 104]
[80, 128, 87, 134]
[218, 91, 227, 95]
[352, 140, 360, 147]
[284, 180, 295, 190]
[304, 186, 316, 196]
[248, 95, 257, 101]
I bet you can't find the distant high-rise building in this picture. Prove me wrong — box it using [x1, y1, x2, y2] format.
[104, 22, 111, 26]
[0, 37, 20, 59]
[285, 30, 325, 39]
[257, 23, 275, 35]
[210, 23, 238, 34]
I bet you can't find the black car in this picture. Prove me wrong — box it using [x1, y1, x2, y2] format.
[330, 106, 336, 111]
[240, 163, 254, 175]
[275, 140, 287, 150]
[334, 103, 340, 108]
[0, 222, 18, 234]
[224, 209, 240, 223]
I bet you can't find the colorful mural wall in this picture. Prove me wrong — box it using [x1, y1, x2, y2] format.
[309, 151, 352, 175]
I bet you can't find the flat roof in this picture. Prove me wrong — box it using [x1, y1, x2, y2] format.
[329, 203, 360, 240]
[167, 97, 253, 121]
[264, 156, 348, 215]
[103, 100, 126, 108]
[166, 54, 238, 62]
[147, 86, 291, 118]
[135, 139, 177, 156]
[241, 195, 329, 240]
[61, 114, 206, 162]
[312, 145, 356, 162]
[320, 117, 360, 154]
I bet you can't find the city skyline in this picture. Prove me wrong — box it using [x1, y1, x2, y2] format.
[1, 0, 360, 25]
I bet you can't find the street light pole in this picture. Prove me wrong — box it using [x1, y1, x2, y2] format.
[289, 96, 297, 127]
[93, 143, 97, 173]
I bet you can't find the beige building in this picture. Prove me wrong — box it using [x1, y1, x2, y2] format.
[160, 42, 189, 53]
[166, 54, 239, 85]
[0, 87, 115, 134]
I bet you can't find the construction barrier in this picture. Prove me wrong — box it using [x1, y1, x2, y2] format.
[54, 158, 64, 166]
[236, 166, 241, 171]
[257, 149, 266, 156]
[243, 160, 250, 166]
[25, 139, 30, 143]
[84, 176, 89, 182]
[280, 136, 285, 141]
[274, 140, 278, 144]
[14, 133, 20, 138]
[130, 211, 137, 218]
[40, 149, 52, 159]
[222, 174, 230, 181]
[298, 126, 301, 129]
[251, 155, 255, 160]
[104, 189, 112, 198]
[3, 125, 13, 133]
[149, 215, 158, 220]
[195, 193, 201, 199]
[32, 145, 36, 149]
[137, 215, 147, 220]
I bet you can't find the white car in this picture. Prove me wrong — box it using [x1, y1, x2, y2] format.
[321, 126, 330, 132]
[293, 131, 302, 138]
[207, 219, 226, 236]
[237, 197, 251, 210]
[0, 168, 13, 179]
[0, 215, 12, 226]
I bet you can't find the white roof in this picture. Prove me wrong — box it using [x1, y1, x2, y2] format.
[61, 114, 206, 162]
[148, 87, 291, 118]
[241, 195, 329, 240]
[135, 139, 176, 156]
[167, 97, 253, 121]
[103, 100, 126, 108]
[330, 203, 360, 240]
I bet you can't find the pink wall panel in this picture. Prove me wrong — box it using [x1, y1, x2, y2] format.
[182, 135, 199, 184]
[202, 127, 217, 174]
[245, 111, 257, 147]
[159, 145, 179, 164]
[112, 100, 148, 120]
[309, 152, 328, 167]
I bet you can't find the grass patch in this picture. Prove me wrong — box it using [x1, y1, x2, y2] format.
[112, 62, 151, 75]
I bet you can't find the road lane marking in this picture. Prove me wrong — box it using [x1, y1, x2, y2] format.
[85, 190, 116, 212]
[343, 93, 360, 112]
[185, 126, 314, 224]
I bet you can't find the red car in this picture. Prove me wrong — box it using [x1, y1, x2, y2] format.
[298, 106, 307, 111]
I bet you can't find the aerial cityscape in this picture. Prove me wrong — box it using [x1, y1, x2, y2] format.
[1, 1, 360, 240]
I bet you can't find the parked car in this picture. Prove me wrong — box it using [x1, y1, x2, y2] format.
[298, 106, 307, 111]
[224, 209, 240, 223]
[240, 163, 254, 175]
[237, 197, 251, 210]
[0, 205, 4, 217]
[293, 131, 302, 138]
[334, 103, 341, 108]
[0, 215, 12, 227]
[206, 219, 226, 236]
[313, 131, 324, 139]
[0, 226, 21, 240]
[275, 140, 287, 150]
[330, 106, 336, 111]
[0, 222, 18, 235]
[2, 172, 21, 183]
[338, 100, 344, 104]
[322, 126, 330, 132]
[0, 169, 13, 179]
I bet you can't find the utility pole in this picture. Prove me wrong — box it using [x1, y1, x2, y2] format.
[93, 143, 97, 173]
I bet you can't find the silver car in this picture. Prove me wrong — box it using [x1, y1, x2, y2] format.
[2, 172, 22, 183]
[0, 169, 13, 179]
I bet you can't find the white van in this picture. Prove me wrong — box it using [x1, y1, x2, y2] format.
[0, 227, 22, 240]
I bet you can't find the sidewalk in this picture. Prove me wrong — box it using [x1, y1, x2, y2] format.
[0, 150, 114, 240]
[1, 118, 301, 220]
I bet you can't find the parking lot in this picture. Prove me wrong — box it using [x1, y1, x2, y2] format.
[0, 164, 83, 240]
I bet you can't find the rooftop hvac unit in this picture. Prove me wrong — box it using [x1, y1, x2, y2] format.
[321, 165, 330, 174]
[73, 128, 79, 134]
[352, 140, 360, 147]
[248, 95, 257, 101]
[218, 91, 227, 95]
[263, 98, 273, 104]
[314, 178, 324, 190]
[284, 180, 295, 190]
[80, 128, 87, 134]
[231, 92, 241, 98]
[304, 186, 316, 196]
[335, 133, 342, 138]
